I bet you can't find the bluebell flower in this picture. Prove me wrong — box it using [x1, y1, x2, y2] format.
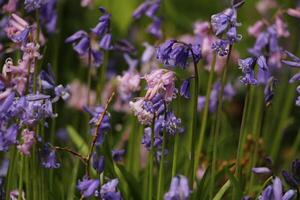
[91, 7, 111, 37]
[40, 0, 57, 33]
[211, 39, 229, 56]
[133, 0, 160, 20]
[156, 40, 202, 68]
[41, 143, 60, 168]
[147, 17, 163, 39]
[77, 177, 99, 197]
[92, 153, 105, 173]
[40, 65, 70, 102]
[252, 167, 272, 175]
[264, 77, 277, 106]
[248, 32, 269, 57]
[142, 127, 162, 150]
[282, 51, 300, 68]
[25, 0, 47, 11]
[84, 106, 111, 145]
[0, 124, 18, 152]
[65, 30, 90, 55]
[238, 57, 258, 85]
[180, 79, 191, 99]
[112, 149, 125, 162]
[114, 39, 136, 55]
[100, 179, 122, 200]
[282, 51, 300, 106]
[282, 159, 300, 189]
[164, 175, 190, 200]
[99, 33, 112, 50]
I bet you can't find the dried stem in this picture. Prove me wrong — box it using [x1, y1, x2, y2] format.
[85, 91, 115, 176]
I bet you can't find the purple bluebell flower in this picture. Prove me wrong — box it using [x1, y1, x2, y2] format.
[0, 124, 18, 151]
[211, 39, 229, 56]
[65, 30, 90, 55]
[238, 57, 258, 85]
[92, 153, 105, 173]
[180, 79, 191, 99]
[282, 51, 300, 68]
[282, 159, 300, 188]
[112, 149, 125, 162]
[0, 159, 9, 177]
[24, 0, 47, 11]
[142, 127, 162, 150]
[40, 0, 57, 33]
[260, 185, 273, 200]
[282, 51, 300, 106]
[6, 14, 32, 44]
[114, 39, 136, 55]
[40, 65, 70, 102]
[41, 143, 60, 169]
[252, 167, 272, 175]
[133, 0, 160, 19]
[147, 17, 163, 39]
[91, 7, 111, 37]
[282, 190, 296, 200]
[77, 177, 99, 197]
[84, 106, 111, 145]
[133, 0, 162, 39]
[100, 179, 122, 200]
[99, 33, 112, 50]
[164, 175, 190, 200]
[157, 112, 183, 135]
[264, 77, 277, 106]
[273, 177, 282, 200]
[156, 40, 202, 68]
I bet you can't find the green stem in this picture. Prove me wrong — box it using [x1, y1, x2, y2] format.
[210, 45, 232, 199]
[235, 85, 251, 177]
[18, 155, 24, 200]
[148, 116, 155, 200]
[188, 48, 200, 187]
[172, 133, 179, 177]
[194, 53, 217, 178]
[248, 88, 264, 193]
[157, 131, 166, 200]
[87, 48, 92, 106]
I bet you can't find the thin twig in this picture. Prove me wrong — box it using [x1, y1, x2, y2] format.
[54, 146, 87, 164]
[85, 91, 115, 176]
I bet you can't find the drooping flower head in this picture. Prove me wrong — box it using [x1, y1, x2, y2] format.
[100, 179, 122, 200]
[144, 69, 176, 102]
[156, 40, 201, 68]
[41, 143, 60, 169]
[77, 176, 99, 198]
[164, 175, 190, 200]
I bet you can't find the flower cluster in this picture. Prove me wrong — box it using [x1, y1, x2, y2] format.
[164, 175, 190, 200]
[156, 40, 201, 68]
[65, 7, 112, 67]
[210, 1, 243, 56]
[133, 0, 162, 39]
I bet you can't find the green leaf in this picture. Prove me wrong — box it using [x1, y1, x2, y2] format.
[114, 164, 142, 200]
[66, 125, 89, 155]
[212, 180, 231, 200]
[225, 168, 243, 199]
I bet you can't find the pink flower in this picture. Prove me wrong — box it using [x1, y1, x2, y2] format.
[193, 21, 211, 37]
[116, 69, 141, 101]
[275, 15, 290, 38]
[17, 129, 36, 155]
[144, 69, 176, 102]
[67, 80, 96, 110]
[2, 0, 18, 13]
[256, 0, 277, 15]
[248, 20, 265, 37]
[287, 8, 300, 18]
[129, 98, 154, 125]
